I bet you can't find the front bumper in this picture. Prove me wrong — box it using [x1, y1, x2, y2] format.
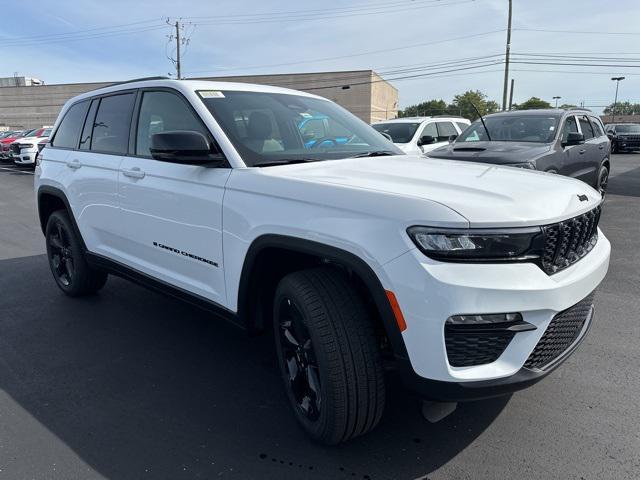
[12, 151, 36, 165]
[382, 229, 610, 396]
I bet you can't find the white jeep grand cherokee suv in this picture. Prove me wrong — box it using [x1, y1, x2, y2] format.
[35, 78, 610, 444]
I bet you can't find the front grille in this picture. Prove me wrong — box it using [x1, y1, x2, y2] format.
[524, 291, 595, 370]
[445, 328, 515, 367]
[541, 206, 601, 274]
[10, 143, 20, 154]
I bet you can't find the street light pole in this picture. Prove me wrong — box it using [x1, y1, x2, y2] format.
[501, 0, 513, 111]
[553, 96, 561, 108]
[611, 77, 625, 123]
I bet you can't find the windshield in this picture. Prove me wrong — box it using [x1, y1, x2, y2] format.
[457, 115, 560, 143]
[200, 90, 401, 166]
[371, 122, 421, 143]
[616, 124, 640, 133]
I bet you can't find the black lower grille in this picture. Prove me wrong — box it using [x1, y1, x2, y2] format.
[541, 206, 601, 275]
[445, 329, 515, 367]
[524, 291, 595, 370]
[10, 143, 20, 154]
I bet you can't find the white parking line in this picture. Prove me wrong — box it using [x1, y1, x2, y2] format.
[0, 166, 34, 175]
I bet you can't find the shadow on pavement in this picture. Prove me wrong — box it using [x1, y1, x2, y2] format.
[0, 255, 509, 480]
[608, 161, 640, 198]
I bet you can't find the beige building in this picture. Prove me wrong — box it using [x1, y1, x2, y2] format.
[0, 70, 398, 129]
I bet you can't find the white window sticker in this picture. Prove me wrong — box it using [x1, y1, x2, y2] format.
[199, 90, 225, 98]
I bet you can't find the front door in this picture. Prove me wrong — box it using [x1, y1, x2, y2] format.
[117, 89, 231, 305]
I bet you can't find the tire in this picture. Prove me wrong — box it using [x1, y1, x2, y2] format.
[597, 165, 609, 199]
[273, 267, 385, 444]
[611, 142, 618, 154]
[45, 210, 108, 296]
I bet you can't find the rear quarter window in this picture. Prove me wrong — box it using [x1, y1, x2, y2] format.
[50, 100, 90, 149]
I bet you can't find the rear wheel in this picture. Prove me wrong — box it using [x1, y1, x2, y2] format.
[597, 165, 609, 199]
[273, 267, 385, 444]
[45, 210, 108, 296]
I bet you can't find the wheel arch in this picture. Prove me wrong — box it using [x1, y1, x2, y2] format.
[37, 186, 87, 250]
[237, 234, 409, 360]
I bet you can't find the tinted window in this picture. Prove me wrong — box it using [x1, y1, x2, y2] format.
[436, 122, 457, 140]
[92, 93, 135, 154]
[561, 116, 578, 143]
[616, 124, 640, 133]
[136, 91, 208, 157]
[79, 100, 98, 150]
[51, 101, 89, 149]
[455, 121, 469, 133]
[419, 122, 437, 139]
[458, 115, 559, 143]
[579, 115, 594, 140]
[589, 117, 604, 137]
[372, 122, 420, 143]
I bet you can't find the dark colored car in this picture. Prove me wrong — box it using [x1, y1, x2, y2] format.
[428, 109, 610, 196]
[604, 123, 640, 153]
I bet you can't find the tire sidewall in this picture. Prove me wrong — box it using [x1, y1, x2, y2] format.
[45, 211, 87, 295]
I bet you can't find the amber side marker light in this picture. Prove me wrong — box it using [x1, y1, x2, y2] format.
[385, 290, 407, 332]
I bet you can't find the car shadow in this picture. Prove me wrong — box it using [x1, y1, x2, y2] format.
[0, 255, 509, 480]
[607, 163, 640, 198]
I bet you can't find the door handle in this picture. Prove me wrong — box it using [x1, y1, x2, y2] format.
[599, 145, 604, 150]
[578, 149, 586, 155]
[66, 159, 82, 169]
[122, 167, 145, 179]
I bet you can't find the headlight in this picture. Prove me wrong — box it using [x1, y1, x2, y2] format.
[506, 161, 536, 170]
[407, 226, 544, 261]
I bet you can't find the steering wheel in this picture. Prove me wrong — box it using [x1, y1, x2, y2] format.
[309, 136, 339, 149]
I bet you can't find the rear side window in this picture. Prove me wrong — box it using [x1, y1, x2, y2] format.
[51, 100, 89, 149]
[91, 93, 135, 154]
[135, 90, 209, 157]
[436, 121, 457, 140]
[589, 117, 604, 137]
[455, 122, 469, 133]
[579, 115, 594, 140]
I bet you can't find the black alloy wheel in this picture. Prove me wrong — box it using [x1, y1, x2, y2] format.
[277, 297, 322, 421]
[48, 218, 75, 287]
[598, 166, 609, 199]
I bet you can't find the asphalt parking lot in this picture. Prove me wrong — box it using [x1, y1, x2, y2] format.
[0, 157, 638, 480]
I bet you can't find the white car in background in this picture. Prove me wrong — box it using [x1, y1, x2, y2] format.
[372, 116, 470, 155]
[11, 128, 52, 167]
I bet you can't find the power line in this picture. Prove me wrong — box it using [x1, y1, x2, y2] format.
[514, 27, 640, 36]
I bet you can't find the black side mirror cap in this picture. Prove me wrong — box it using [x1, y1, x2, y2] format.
[417, 135, 435, 146]
[448, 134, 458, 143]
[562, 132, 585, 147]
[150, 130, 224, 165]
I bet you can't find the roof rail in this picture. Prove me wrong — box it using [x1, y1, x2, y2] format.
[568, 107, 592, 112]
[432, 115, 466, 119]
[110, 76, 170, 86]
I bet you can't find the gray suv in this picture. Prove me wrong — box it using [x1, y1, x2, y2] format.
[428, 109, 610, 196]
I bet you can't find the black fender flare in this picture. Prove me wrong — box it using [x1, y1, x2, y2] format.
[37, 185, 87, 251]
[237, 234, 409, 360]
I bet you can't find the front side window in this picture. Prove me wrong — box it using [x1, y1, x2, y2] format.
[199, 90, 401, 166]
[436, 122, 457, 141]
[51, 101, 89, 149]
[458, 115, 560, 143]
[579, 115, 594, 140]
[136, 91, 209, 157]
[91, 93, 135, 154]
[561, 116, 578, 143]
[419, 122, 437, 140]
[372, 122, 421, 144]
[455, 121, 469, 133]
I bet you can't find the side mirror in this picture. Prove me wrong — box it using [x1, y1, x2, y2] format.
[417, 135, 435, 146]
[150, 130, 224, 165]
[563, 132, 585, 147]
[448, 134, 458, 143]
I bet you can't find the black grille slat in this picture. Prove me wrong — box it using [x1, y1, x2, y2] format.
[524, 292, 595, 370]
[541, 205, 601, 275]
[445, 330, 515, 367]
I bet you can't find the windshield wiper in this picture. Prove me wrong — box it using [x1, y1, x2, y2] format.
[350, 150, 397, 158]
[253, 158, 322, 167]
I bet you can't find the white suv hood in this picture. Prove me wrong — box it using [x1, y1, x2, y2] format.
[259, 155, 601, 228]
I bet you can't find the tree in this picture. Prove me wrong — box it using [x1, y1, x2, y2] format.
[603, 101, 640, 115]
[559, 103, 576, 110]
[399, 99, 449, 117]
[450, 90, 499, 120]
[513, 97, 552, 110]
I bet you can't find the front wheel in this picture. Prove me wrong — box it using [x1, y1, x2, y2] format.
[273, 267, 385, 444]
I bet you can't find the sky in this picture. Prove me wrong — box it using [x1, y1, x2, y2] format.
[1, 0, 640, 113]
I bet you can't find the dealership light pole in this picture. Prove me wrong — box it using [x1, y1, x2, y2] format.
[611, 76, 625, 122]
[501, 0, 513, 111]
[553, 96, 561, 108]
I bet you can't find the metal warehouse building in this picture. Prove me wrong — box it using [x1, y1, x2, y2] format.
[0, 70, 398, 129]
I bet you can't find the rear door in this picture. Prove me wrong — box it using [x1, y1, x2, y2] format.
[575, 114, 599, 185]
[117, 88, 231, 305]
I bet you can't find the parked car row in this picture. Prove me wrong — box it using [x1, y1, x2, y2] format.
[372, 108, 631, 198]
[0, 127, 51, 167]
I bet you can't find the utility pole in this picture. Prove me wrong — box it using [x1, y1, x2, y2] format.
[553, 96, 561, 108]
[611, 76, 625, 123]
[175, 21, 182, 80]
[501, 0, 513, 111]
[508, 78, 515, 110]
